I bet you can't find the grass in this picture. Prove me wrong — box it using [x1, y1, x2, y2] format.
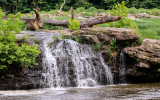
[128, 7, 160, 16]
[133, 18, 160, 42]
[54, 16, 83, 21]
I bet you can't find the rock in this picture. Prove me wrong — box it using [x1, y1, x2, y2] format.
[134, 13, 160, 18]
[77, 27, 139, 46]
[124, 39, 160, 68]
[123, 39, 160, 83]
[81, 35, 100, 43]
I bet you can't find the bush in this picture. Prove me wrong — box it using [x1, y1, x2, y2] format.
[91, 43, 102, 51]
[87, 7, 97, 12]
[68, 19, 80, 31]
[75, 7, 85, 14]
[110, 38, 118, 51]
[151, 8, 160, 16]
[128, 7, 137, 14]
[106, 1, 138, 29]
[0, 9, 41, 69]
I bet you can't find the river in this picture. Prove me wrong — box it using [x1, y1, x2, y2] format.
[0, 83, 160, 100]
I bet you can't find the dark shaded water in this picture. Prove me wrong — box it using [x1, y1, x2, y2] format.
[0, 83, 160, 100]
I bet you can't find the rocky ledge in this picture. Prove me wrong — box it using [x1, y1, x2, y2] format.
[73, 27, 139, 46]
[123, 39, 160, 83]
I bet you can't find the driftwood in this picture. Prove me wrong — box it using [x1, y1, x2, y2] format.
[22, 9, 122, 30]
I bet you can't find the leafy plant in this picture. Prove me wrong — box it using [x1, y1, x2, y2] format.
[52, 35, 60, 43]
[106, 49, 113, 61]
[110, 38, 118, 51]
[106, 1, 138, 29]
[0, 9, 40, 69]
[21, 36, 27, 42]
[68, 19, 80, 31]
[91, 43, 102, 51]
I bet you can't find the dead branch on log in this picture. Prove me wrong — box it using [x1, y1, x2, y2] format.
[59, 0, 66, 12]
[33, 9, 40, 20]
[23, 9, 44, 30]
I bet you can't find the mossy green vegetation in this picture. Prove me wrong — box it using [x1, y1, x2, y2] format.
[0, 9, 40, 70]
[68, 19, 80, 31]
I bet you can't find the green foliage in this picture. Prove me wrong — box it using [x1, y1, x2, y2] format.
[0, 0, 160, 13]
[68, 19, 80, 31]
[16, 44, 40, 67]
[106, 49, 113, 61]
[91, 43, 102, 51]
[110, 38, 118, 51]
[43, 23, 64, 30]
[151, 8, 160, 16]
[75, 7, 85, 14]
[52, 35, 60, 43]
[133, 18, 160, 42]
[75, 35, 82, 43]
[55, 16, 71, 20]
[106, 1, 138, 29]
[87, 7, 97, 12]
[0, 9, 40, 70]
[22, 36, 27, 42]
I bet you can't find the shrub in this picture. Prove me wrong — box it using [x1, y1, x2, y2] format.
[91, 43, 102, 51]
[75, 7, 85, 14]
[0, 9, 40, 69]
[151, 8, 160, 16]
[68, 19, 80, 31]
[110, 38, 118, 51]
[106, 1, 138, 29]
[87, 7, 97, 12]
[128, 7, 137, 14]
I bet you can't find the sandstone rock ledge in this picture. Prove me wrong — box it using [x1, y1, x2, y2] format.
[124, 39, 160, 68]
[75, 27, 139, 45]
[123, 39, 160, 83]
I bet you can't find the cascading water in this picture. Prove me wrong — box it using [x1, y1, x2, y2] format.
[40, 35, 113, 88]
[119, 51, 126, 84]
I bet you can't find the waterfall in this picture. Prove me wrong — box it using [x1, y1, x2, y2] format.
[119, 51, 126, 84]
[40, 38, 113, 88]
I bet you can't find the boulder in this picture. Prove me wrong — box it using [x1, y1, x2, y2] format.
[124, 39, 160, 68]
[123, 39, 160, 83]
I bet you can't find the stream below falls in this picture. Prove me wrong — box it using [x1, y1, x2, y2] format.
[0, 83, 160, 100]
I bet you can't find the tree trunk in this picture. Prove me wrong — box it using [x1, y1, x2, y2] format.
[41, 16, 121, 28]
[22, 9, 122, 30]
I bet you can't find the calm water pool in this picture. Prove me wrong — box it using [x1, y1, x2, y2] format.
[0, 83, 160, 100]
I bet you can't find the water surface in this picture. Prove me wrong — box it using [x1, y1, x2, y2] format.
[0, 83, 160, 100]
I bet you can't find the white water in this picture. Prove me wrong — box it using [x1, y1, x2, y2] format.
[18, 31, 113, 88]
[119, 51, 126, 84]
[40, 37, 113, 88]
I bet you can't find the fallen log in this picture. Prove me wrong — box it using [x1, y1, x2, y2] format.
[22, 9, 121, 30]
[40, 16, 121, 28]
